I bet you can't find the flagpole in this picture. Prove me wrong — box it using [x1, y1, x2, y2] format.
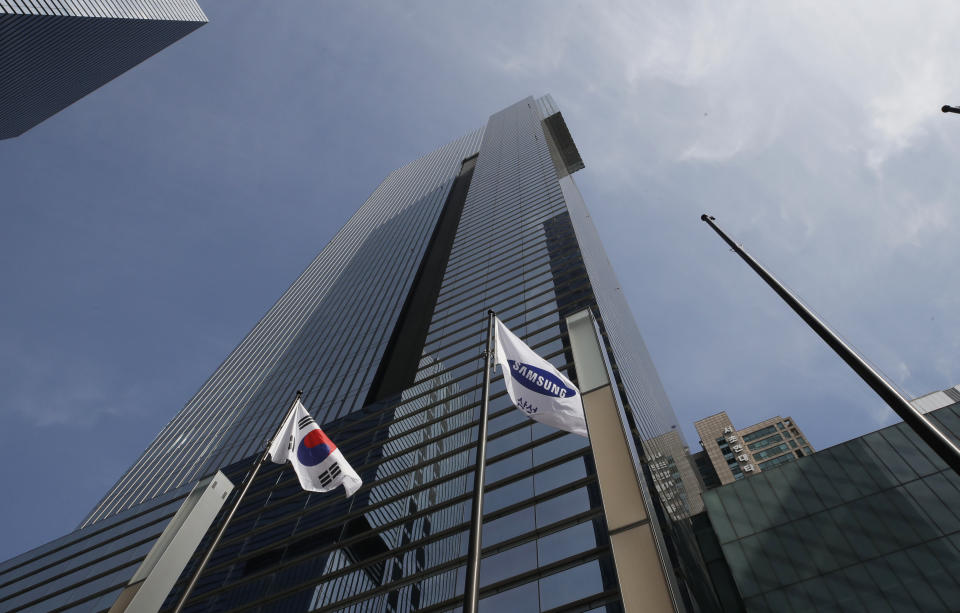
[463, 310, 496, 613]
[172, 390, 303, 613]
[700, 214, 960, 476]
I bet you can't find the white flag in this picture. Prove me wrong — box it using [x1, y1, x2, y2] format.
[493, 317, 588, 437]
[267, 399, 363, 497]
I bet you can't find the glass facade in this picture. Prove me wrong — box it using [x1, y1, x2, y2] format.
[747, 435, 783, 451]
[158, 96, 698, 612]
[0, 2, 207, 139]
[83, 128, 486, 526]
[1, 96, 713, 612]
[0, 488, 190, 612]
[703, 402, 960, 612]
[742, 427, 778, 443]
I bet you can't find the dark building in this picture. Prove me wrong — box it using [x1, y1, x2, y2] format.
[0, 1, 207, 139]
[0, 96, 719, 612]
[699, 399, 960, 612]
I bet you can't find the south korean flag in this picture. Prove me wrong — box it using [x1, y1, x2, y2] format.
[494, 317, 588, 437]
[268, 399, 362, 497]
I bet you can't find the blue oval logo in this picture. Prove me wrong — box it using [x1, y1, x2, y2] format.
[507, 360, 577, 398]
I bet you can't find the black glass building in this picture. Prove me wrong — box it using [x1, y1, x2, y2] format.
[699, 401, 960, 612]
[0, 96, 716, 612]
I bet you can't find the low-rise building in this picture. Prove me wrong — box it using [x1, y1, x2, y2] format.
[698, 399, 960, 612]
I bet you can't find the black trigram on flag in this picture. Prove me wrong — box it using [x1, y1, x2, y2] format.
[269, 399, 363, 496]
[318, 462, 342, 488]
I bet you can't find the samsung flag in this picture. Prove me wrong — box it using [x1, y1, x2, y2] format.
[268, 400, 362, 497]
[494, 317, 588, 437]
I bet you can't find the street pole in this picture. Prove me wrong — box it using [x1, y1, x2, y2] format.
[463, 310, 496, 613]
[700, 214, 960, 477]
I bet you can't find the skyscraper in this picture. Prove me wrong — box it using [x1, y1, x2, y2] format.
[0, 1, 207, 139]
[0, 96, 719, 612]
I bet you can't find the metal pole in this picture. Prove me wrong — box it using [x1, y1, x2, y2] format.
[172, 390, 303, 613]
[463, 310, 496, 613]
[942, 105, 960, 114]
[701, 214, 960, 476]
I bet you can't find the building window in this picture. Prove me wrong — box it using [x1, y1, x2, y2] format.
[747, 433, 784, 450]
[759, 454, 795, 470]
[742, 426, 778, 442]
[752, 443, 791, 460]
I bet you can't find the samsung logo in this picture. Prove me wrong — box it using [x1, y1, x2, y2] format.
[508, 360, 576, 398]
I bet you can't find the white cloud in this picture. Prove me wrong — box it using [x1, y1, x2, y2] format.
[370, 1, 960, 450]
[456, 0, 960, 444]
[865, 53, 952, 169]
[492, 1, 960, 172]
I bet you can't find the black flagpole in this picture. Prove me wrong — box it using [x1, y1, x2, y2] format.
[701, 214, 960, 476]
[172, 390, 303, 613]
[463, 310, 496, 613]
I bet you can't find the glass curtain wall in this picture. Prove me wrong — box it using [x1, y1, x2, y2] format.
[0, 96, 719, 613]
[164, 99, 633, 612]
[83, 129, 485, 527]
[703, 403, 960, 612]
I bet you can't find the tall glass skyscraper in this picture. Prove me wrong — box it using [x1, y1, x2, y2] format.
[0, 96, 717, 612]
[0, 1, 207, 139]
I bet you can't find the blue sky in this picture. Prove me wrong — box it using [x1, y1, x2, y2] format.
[3, 1, 960, 561]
